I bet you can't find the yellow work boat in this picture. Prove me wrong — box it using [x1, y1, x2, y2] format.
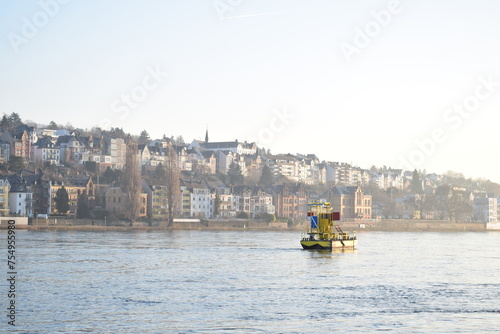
[300, 202, 357, 250]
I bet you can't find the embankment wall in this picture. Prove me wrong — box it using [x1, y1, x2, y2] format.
[22, 218, 491, 232]
[340, 219, 486, 232]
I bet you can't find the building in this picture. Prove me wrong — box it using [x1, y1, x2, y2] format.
[146, 144, 167, 167]
[180, 177, 214, 218]
[102, 134, 127, 170]
[150, 184, 168, 220]
[296, 154, 320, 185]
[216, 150, 235, 173]
[50, 182, 84, 216]
[0, 141, 10, 163]
[0, 178, 11, 216]
[216, 187, 235, 218]
[138, 144, 151, 166]
[34, 137, 61, 165]
[81, 152, 112, 172]
[12, 130, 31, 162]
[265, 154, 300, 182]
[329, 162, 354, 186]
[66, 176, 95, 208]
[7, 171, 39, 217]
[105, 186, 148, 218]
[191, 139, 257, 155]
[0, 128, 13, 163]
[232, 185, 274, 218]
[9, 182, 33, 217]
[49, 177, 95, 216]
[371, 169, 404, 190]
[30, 173, 51, 216]
[56, 134, 85, 163]
[174, 145, 190, 171]
[201, 151, 217, 174]
[190, 187, 213, 218]
[328, 183, 372, 219]
[473, 197, 497, 223]
[318, 162, 335, 185]
[180, 186, 191, 217]
[15, 124, 37, 146]
[271, 183, 308, 219]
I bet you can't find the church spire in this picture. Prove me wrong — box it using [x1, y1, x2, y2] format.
[205, 126, 209, 143]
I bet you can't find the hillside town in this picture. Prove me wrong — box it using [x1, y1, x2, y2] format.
[1, 112, 500, 225]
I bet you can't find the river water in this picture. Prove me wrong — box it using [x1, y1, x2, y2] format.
[2, 230, 500, 333]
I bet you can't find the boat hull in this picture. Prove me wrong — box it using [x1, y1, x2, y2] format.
[300, 239, 357, 250]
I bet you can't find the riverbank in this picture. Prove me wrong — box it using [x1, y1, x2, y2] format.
[342, 219, 487, 232]
[15, 218, 492, 232]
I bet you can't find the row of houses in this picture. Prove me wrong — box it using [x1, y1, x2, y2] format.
[177, 178, 372, 220]
[0, 125, 37, 163]
[369, 182, 499, 222]
[0, 125, 128, 171]
[1, 164, 491, 224]
[0, 169, 95, 218]
[0, 167, 373, 221]
[0, 125, 442, 193]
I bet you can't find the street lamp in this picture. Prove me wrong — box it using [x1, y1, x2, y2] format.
[105, 216, 107, 226]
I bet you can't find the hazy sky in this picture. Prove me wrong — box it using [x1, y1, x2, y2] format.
[1, 0, 499, 182]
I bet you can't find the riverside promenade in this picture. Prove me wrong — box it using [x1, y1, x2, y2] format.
[19, 218, 490, 232]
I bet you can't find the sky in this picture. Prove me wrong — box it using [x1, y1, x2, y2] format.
[1, 0, 500, 182]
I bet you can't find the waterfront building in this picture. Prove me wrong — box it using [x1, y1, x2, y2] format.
[150, 184, 168, 220]
[105, 186, 148, 218]
[473, 197, 497, 223]
[271, 183, 308, 219]
[329, 183, 372, 219]
[0, 177, 11, 216]
[9, 182, 33, 217]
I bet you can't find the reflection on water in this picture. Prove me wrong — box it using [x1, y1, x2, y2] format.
[2, 230, 499, 333]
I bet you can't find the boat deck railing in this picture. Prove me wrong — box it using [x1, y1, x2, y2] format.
[301, 232, 356, 241]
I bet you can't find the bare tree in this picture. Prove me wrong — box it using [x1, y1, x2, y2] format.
[124, 138, 141, 222]
[163, 145, 180, 227]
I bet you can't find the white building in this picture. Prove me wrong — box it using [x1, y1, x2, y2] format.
[265, 154, 300, 181]
[191, 139, 257, 155]
[34, 137, 60, 165]
[473, 197, 497, 223]
[103, 135, 127, 170]
[190, 187, 213, 218]
[231, 186, 275, 218]
[216, 150, 234, 174]
[218, 189, 236, 218]
[9, 185, 33, 217]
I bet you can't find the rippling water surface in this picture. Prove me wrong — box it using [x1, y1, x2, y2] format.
[2, 230, 500, 333]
